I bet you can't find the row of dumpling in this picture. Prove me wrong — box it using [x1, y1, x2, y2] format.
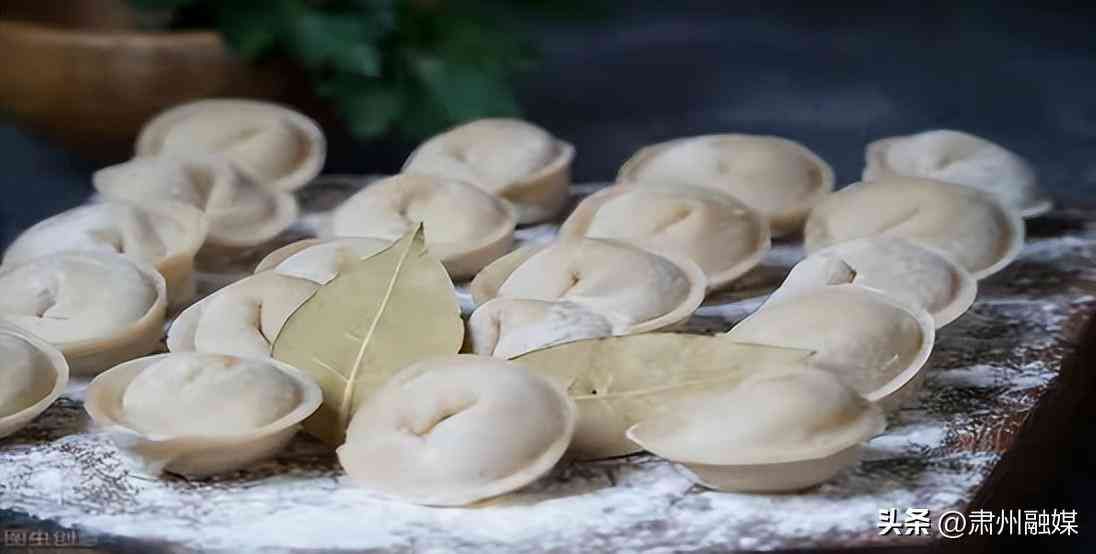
[1, 98, 1041, 501]
[0, 100, 326, 442]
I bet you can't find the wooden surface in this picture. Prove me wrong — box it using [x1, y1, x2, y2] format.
[1, 180, 1094, 552]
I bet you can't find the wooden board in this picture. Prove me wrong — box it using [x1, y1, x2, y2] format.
[1, 179, 1094, 553]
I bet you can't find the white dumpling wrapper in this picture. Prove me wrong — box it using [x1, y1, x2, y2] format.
[0, 252, 167, 375]
[467, 299, 614, 359]
[94, 154, 298, 249]
[769, 237, 977, 328]
[626, 369, 885, 492]
[560, 182, 770, 289]
[618, 134, 834, 236]
[136, 99, 325, 192]
[84, 352, 322, 477]
[3, 201, 208, 307]
[403, 118, 574, 224]
[864, 129, 1050, 217]
[169, 236, 393, 357]
[167, 271, 318, 359]
[804, 177, 1025, 279]
[328, 174, 515, 279]
[0, 323, 68, 439]
[727, 284, 934, 408]
[337, 355, 576, 506]
[468, 238, 706, 356]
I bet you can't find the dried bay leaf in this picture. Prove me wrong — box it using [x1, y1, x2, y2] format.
[272, 224, 464, 445]
[512, 334, 812, 460]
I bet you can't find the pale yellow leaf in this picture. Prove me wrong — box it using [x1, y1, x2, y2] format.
[272, 224, 464, 445]
[513, 334, 813, 460]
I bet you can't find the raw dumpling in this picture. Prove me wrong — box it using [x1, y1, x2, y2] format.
[804, 177, 1025, 279]
[626, 369, 885, 492]
[403, 118, 574, 224]
[618, 134, 834, 236]
[560, 182, 770, 289]
[770, 238, 977, 328]
[0, 323, 69, 440]
[468, 238, 706, 357]
[0, 252, 167, 375]
[94, 154, 298, 250]
[3, 201, 208, 307]
[467, 299, 614, 359]
[171, 236, 394, 358]
[84, 352, 322, 477]
[328, 174, 516, 279]
[864, 129, 1050, 217]
[254, 237, 393, 284]
[167, 271, 318, 359]
[727, 284, 934, 408]
[337, 355, 576, 506]
[136, 99, 325, 192]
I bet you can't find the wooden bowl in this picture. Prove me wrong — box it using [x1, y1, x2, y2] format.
[0, 19, 291, 161]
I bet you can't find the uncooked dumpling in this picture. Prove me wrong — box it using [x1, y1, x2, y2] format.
[84, 352, 322, 477]
[804, 177, 1025, 279]
[0, 252, 167, 375]
[167, 271, 318, 359]
[403, 118, 574, 224]
[94, 154, 298, 249]
[3, 201, 208, 307]
[864, 129, 1050, 217]
[727, 284, 933, 407]
[337, 355, 576, 506]
[136, 99, 325, 192]
[467, 299, 614, 359]
[560, 182, 770, 289]
[626, 369, 885, 492]
[770, 238, 977, 328]
[468, 238, 706, 357]
[0, 323, 69, 439]
[254, 237, 393, 284]
[328, 174, 516, 279]
[618, 134, 834, 236]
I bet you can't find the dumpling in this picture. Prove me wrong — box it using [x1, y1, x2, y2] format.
[84, 352, 322, 477]
[3, 201, 208, 307]
[170, 236, 391, 357]
[770, 238, 977, 328]
[403, 118, 574, 224]
[337, 355, 575, 506]
[0, 323, 69, 440]
[626, 369, 885, 492]
[559, 182, 770, 289]
[136, 99, 325, 192]
[727, 284, 934, 408]
[167, 271, 318, 359]
[467, 299, 614, 360]
[618, 134, 834, 236]
[0, 252, 167, 375]
[864, 129, 1050, 217]
[94, 154, 298, 250]
[804, 177, 1025, 279]
[254, 237, 393, 284]
[328, 174, 516, 279]
[468, 238, 706, 357]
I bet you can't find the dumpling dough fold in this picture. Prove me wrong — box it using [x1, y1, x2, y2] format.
[403, 118, 574, 224]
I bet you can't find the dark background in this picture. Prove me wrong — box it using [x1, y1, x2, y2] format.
[1, 1, 1094, 552]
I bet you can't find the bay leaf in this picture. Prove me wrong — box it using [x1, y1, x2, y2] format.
[512, 334, 813, 460]
[271, 224, 464, 445]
